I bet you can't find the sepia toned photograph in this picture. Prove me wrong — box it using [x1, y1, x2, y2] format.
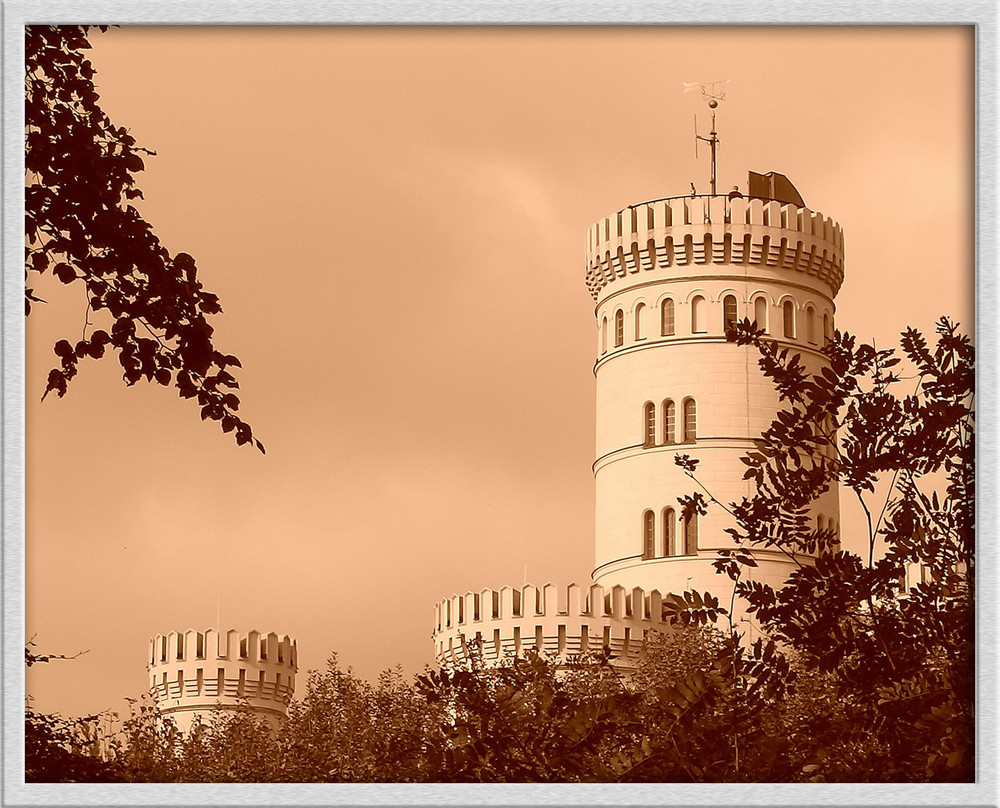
[12, 10, 990, 804]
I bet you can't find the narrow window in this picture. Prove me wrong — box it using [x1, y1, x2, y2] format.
[662, 508, 676, 556]
[196, 633, 205, 659]
[754, 297, 768, 332]
[683, 398, 697, 442]
[661, 299, 675, 336]
[642, 511, 655, 560]
[683, 512, 698, 555]
[260, 639, 267, 660]
[806, 305, 816, 343]
[176, 635, 184, 660]
[161, 636, 167, 663]
[634, 303, 645, 340]
[601, 317, 608, 353]
[723, 294, 738, 331]
[662, 399, 675, 445]
[239, 638, 248, 659]
[643, 402, 656, 447]
[691, 296, 706, 333]
[823, 313, 831, 341]
[783, 300, 795, 338]
[614, 310, 624, 347]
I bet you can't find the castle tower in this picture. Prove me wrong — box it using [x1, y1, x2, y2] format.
[433, 170, 845, 665]
[585, 174, 843, 604]
[148, 628, 297, 734]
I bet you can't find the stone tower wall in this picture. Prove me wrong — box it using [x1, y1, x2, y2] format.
[148, 628, 297, 734]
[588, 194, 843, 600]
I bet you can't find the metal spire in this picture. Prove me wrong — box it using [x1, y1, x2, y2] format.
[686, 80, 728, 195]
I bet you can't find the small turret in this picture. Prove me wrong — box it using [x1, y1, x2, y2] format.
[147, 628, 297, 734]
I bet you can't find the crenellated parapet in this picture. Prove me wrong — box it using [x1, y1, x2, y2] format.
[584, 194, 845, 301]
[432, 583, 673, 669]
[147, 628, 297, 733]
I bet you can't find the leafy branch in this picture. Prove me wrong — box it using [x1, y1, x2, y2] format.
[25, 25, 263, 453]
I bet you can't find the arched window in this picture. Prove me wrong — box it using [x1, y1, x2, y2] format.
[661, 299, 675, 336]
[662, 399, 676, 445]
[601, 317, 608, 353]
[806, 305, 816, 343]
[691, 295, 706, 333]
[683, 512, 698, 555]
[643, 402, 656, 447]
[782, 300, 795, 338]
[682, 398, 697, 442]
[723, 294, 738, 331]
[635, 302, 645, 340]
[614, 309, 624, 347]
[754, 297, 768, 333]
[662, 508, 676, 556]
[642, 510, 655, 560]
[823, 313, 831, 342]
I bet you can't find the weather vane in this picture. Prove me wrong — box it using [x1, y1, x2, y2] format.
[685, 79, 729, 195]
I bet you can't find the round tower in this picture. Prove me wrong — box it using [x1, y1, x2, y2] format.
[585, 179, 844, 605]
[148, 628, 297, 734]
[432, 173, 846, 667]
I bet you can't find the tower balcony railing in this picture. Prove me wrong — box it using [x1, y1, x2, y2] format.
[585, 192, 844, 301]
[610, 191, 808, 230]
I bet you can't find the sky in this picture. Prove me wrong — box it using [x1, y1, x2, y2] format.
[23, 25, 975, 720]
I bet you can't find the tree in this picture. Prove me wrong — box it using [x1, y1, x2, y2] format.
[25, 25, 263, 452]
[671, 316, 974, 781]
[416, 646, 628, 782]
[31, 632, 928, 783]
[22, 312, 972, 782]
[24, 641, 123, 783]
[276, 656, 436, 782]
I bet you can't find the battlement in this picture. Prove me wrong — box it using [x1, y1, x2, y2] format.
[585, 194, 845, 301]
[148, 628, 297, 671]
[147, 628, 297, 731]
[432, 582, 674, 668]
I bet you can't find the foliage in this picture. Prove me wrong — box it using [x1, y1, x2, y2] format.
[416, 646, 628, 781]
[670, 316, 974, 781]
[25, 25, 262, 452]
[43, 632, 831, 784]
[275, 656, 436, 782]
[25, 707, 122, 783]
[24, 317, 973, 783]
[28, 614, 968, 783]
[24, 640, 122, 783]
